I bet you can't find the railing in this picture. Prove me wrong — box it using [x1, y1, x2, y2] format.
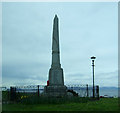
[66, 84, 99, 98]
[2, 84, 99, 102]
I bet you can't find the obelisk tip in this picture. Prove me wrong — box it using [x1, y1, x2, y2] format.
[55, 14, 58, 18]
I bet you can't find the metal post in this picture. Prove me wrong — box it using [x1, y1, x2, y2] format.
[10, 87, 12, 101]
[10, 87, 16, 101]
[91, 56, 96, 98]
[86, 84, 88, 97]
[92, 60, 95, 98]
[38, 85, 39, 96]
[96, 85, 99, 100]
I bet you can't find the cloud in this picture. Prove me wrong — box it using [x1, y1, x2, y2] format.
[2, 62, 49, 86]
[64, 70, 118, 87]
[2, 2, 117, 87]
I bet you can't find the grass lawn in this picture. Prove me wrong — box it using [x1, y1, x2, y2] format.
[2, 98, 119, 111]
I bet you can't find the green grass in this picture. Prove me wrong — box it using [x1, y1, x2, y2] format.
[2, 98, 119, 111]
[19, 96, 91, 104]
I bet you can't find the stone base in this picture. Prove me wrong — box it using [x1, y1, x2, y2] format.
[44, 85, 67, 97]
[49, 68, 64, 86]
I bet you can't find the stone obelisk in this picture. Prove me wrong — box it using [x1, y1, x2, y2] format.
[44, 15, 67, 96]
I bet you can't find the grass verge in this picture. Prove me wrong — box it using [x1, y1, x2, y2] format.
[2, 98, 118, 111]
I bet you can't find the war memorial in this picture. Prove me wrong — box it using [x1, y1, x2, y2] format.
[2, 13, 117, 111]
[44, 15, 67, 96]
[2, 3, 118, 111]
[7, 15, 99, 99]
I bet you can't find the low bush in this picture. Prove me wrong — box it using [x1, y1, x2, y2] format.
[20, 96, 91, 104]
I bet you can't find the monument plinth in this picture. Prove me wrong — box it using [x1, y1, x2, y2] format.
[44, 15, 67, 97]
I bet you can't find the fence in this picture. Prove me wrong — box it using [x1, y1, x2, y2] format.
[2, 84, 99, 102]
[66, 84, 99, 98]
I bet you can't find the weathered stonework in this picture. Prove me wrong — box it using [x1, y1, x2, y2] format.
[44, 86, 67, 97]
[44, 15, 67, 97]
[49, 68, 64, 86]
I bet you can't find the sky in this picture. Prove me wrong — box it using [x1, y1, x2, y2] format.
[2, 2, 118, 87]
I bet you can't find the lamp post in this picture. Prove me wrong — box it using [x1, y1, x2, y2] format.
[91, 56, 96, 98]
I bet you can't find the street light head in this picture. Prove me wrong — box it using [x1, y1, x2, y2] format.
[91, 56, 96, 60]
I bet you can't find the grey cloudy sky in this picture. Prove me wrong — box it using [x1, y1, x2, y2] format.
[2, 2, 118, 87]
